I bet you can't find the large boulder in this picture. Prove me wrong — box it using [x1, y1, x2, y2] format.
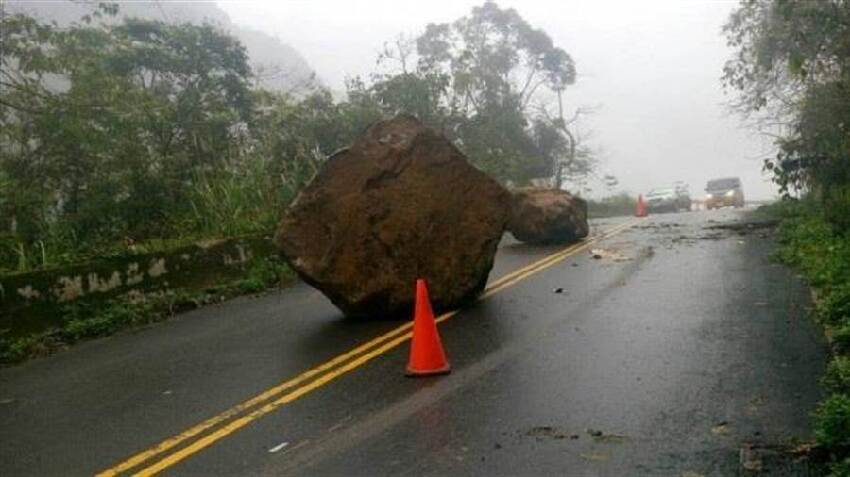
[276, 115, 511, 318]
[508, 188, 589, 244]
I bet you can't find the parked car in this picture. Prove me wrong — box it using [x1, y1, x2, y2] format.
[645, 187, 679, 213]
[673, 182, 692, 211]
[705, 177, 745, 209]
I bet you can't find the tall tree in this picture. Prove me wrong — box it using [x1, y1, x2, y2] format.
[357, 1, 586, 185]
[0, 4, 253, 241]
[725, 0, 850, 229]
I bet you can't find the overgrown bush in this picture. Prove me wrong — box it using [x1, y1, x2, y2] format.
[815, 394, 850, 452]
[771, 199, 850, 473]
[823, 356, 850, 395]
[0, 3, 594, 274]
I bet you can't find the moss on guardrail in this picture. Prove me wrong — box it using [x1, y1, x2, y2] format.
[0, 235, 292, 364]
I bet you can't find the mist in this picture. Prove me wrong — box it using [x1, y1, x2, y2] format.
[218, 0, 776, 200]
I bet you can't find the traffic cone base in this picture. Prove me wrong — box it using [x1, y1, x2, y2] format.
[406, 363, 451, 377]
[405, 279, 451, 378]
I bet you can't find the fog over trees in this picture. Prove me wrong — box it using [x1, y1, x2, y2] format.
[0, 0, 780, 273]
[5, 0, 318, 94]
[218, 0, 778, 200]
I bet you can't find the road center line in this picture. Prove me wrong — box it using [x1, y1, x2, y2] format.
[97, 218, 638, 476]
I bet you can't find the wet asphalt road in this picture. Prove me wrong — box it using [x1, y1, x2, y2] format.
[0, 208, 829, 476]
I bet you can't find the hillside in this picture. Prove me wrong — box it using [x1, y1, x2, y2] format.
[3, 0, 319, 94]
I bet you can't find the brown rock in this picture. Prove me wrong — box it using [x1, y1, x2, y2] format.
[508, 188, 589, 244]
[276, 115, 510, 318]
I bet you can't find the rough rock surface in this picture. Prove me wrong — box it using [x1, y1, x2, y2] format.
[508, 188, 589, 244]
[276, 115, 510, 318]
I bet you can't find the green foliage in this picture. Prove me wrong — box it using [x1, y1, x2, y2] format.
[238, 256, 291, 293]
[181, 158, 283, 237]
[348, 1, 587, 185]
[829, 457, 850, 477]
[0, 7, 260, 270]
[832, 323, 850, 356]
[823, 356, 850, 395]
[0, 258, 293, 363]
[775, 202, 850, 290]
[773, 199, 850, 472]
[62, 300, 160, 341]
[724, 1, 850, 233]
[815, 393, 850, 452]
[0, 7, 385, 273]
[0, 2, 592, 274]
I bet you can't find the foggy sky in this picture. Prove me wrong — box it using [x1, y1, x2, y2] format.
[218, 0, 777, 200]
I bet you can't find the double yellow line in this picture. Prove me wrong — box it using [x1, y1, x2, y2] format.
[98, 219, 637, 476]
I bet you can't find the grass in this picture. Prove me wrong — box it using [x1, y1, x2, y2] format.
[763, 199, 850, 475]
[0, 255, 293, 364]
[0, 157, 295, 274]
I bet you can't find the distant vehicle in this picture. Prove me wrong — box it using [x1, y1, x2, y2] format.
[645, 187, 679, 213]
[705, 177, 745, 209]
[673, 182, 692, 211]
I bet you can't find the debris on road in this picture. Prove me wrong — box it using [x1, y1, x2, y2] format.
[711, 421, 730, 435]
[525, 425, 569, 440]
[634, 223, 683, 230]
[586, 428, 629, 443]
[736, 442, 826, 475]
[589, 248, 631, 262]
[268, 441, 289, 453]
[739, 444, 766, 473]
[703, 220, 779, 234]
[276, 115, 510, 317]
[553, 287, 564, 294]
[580, 451, 610, 462]
[508, 188, 589, 244]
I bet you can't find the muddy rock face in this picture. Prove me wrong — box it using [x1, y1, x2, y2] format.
[276, 115, 511, 318]
[508, 188, 589, 244]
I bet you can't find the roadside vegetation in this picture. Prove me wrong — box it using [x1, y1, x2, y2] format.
[1, 2, 597, 361]
[586, 193, 636, 219]
[725, 1, 850, 472]
[0, 1, 592, 275]
[0, 255, 292, 364]
[765, 200, 850, 474]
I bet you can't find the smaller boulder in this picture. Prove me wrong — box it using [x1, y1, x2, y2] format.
[508, 188, 589, 244]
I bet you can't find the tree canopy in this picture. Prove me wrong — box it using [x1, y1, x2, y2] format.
[354, 1, 587, 185]
[0, 1, 591, 272]
[724, 0, 850, 229]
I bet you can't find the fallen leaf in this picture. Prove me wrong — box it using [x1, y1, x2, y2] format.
[711, 422, 729, 435]
[580, 451, 609, 461]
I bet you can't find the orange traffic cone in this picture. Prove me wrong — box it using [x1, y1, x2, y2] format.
[635, 194, 648, 217]
[406, 279, 451, 377]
